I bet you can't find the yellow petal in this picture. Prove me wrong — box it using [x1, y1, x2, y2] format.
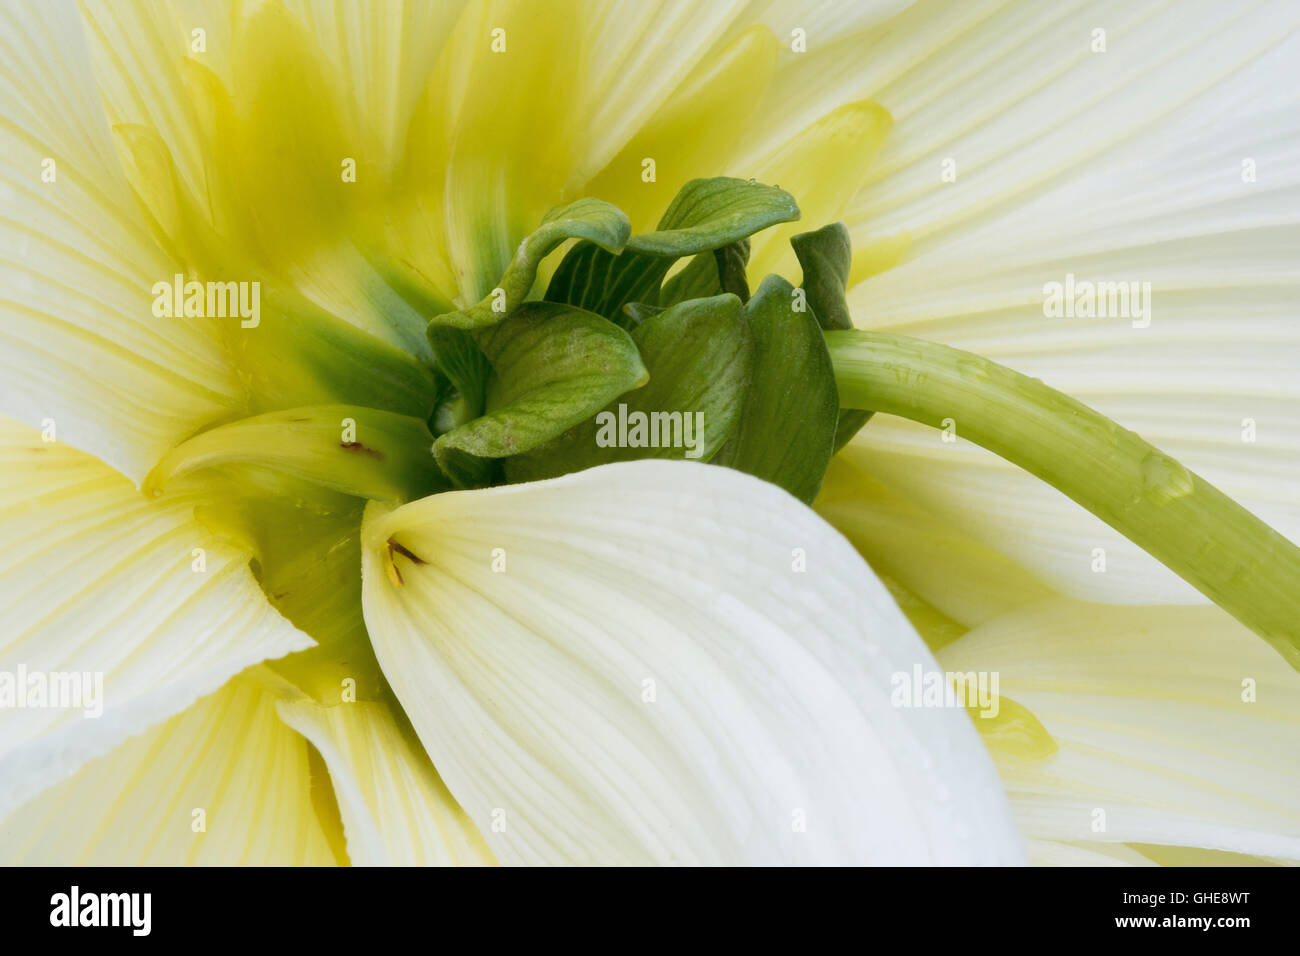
[840, 1, 1300, 606]
[0, 675, 339, 865]
[942, 598, 1300, 859]
[581, 24, 779, 232]
[0, 2, 240, 482]
[276, 697, 496, 865]
[0, 417, 314, 817]
[816, 450, 1051, 628]
[575, 0, 751, 183]
[742, 100, 892, 279]
[398, 0, 589, 302]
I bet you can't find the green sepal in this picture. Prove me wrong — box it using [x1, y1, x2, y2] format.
[792, 222, 853, 331]
[545, 240, 670, 326]
[545, 177, 797, 322]
[432, 302, 648, 487]
[505, 294, 752, 482]
[620, 302, 665, 329]
[429, 197, 630, 330]
[712, 274, 839, 503]
[626, 177, 799, 257]
[658, 252, 721, 307]
[659, 239, 752, 308]
[833, 408, 874, 453]
[427, 325, 492, 434]
[791, 222, 872, 450]
[714, 240, 752, 303]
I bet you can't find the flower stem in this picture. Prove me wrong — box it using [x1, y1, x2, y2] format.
[826, 329, 1300, 670]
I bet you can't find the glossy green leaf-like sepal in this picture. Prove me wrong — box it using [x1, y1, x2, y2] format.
[545, 178, 798, 322]
[713, 274, 839, 503]
[432, 302, 648, 487]
[506, 294, 752, 481]
[627, 178, 798, 257]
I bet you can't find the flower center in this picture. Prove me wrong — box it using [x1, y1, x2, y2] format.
[139, 175, 868, 708]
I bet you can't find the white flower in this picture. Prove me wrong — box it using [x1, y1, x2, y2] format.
[0, 0, 1295, 866]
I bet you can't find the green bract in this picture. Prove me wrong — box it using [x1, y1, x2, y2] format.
[544, 177, 795, 322]
[790, 222, 874, 451]
[418, 174, 863, 504]
[658, 239, 751, 307]
[421, 175, 854, 503]
[710, 274, 839, 503]
[432, 302, 647, 488]
[505, 294, 752, 481]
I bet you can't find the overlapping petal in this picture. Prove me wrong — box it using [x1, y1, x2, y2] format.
[360, 459, 1023, 865]
[0, 417, 314, 818]
[940, 598, 1300, 859]
[835, 0, 1300, 604]
[0, 0, 241, 482]
[276, 696, 496, 866]
[0, 674, 340, 865]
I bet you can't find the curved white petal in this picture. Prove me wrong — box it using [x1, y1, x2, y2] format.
[275, 697, 496, 866]
[360, 460, 1023, 865]
[837, 0, 1300, 603]
[0, 675, 339, 865]
[0, 417, 313, 817]
[940, 598, 1300, 859]
[0, 0, 241, 482]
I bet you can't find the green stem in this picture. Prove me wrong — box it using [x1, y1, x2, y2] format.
[827, 329, 1300, 670]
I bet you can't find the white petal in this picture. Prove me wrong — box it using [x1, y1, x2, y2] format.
[76, 0, 234, 204]
[940, 598, 1300, 859]
[742, 0, 915, 49]
[0, 0, 241, 482]
[838, 0, 1300, 603]
[577, 0, 752, 184]
[361, 460, 1022, 865]
[276, 697, 496, 866]
[815, 451, 1052, 629]
[1028, 840, 1155, 867]
[0, 417, 313, 817]
[730, 0, 956, 171]
[0, 675, 340, 865]
[844, 423, 1207, 605]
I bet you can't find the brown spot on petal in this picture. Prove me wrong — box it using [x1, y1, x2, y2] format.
[340, 441, 385, 460]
